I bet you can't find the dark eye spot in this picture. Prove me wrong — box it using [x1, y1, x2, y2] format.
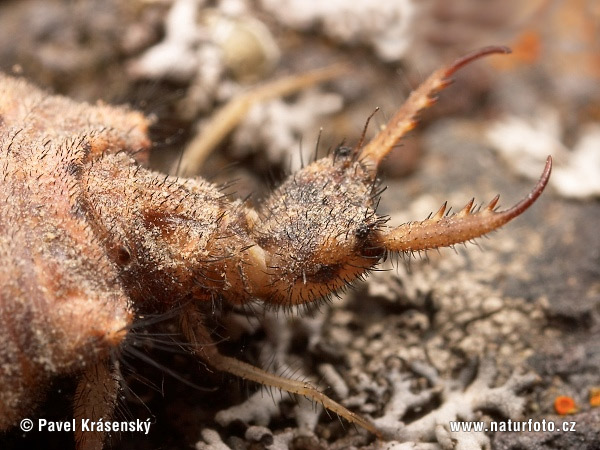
[115, 245, 131, 265]
[310, 263, 341, 283]
[334, 146, 352, 159]
[66, 160, 82, 177]
[355, 223, 371, 239]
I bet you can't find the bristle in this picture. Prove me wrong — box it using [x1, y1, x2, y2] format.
[487, 194, 500, 210]
[433, 202, 448, 220]
[459, 198, 475, 217]
[354, 107, 380, 155]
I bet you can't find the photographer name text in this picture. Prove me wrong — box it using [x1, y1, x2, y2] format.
[20, 418, 151, 434]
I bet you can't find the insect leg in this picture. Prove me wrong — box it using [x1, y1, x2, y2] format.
[180, 303, 382, 438]
[73, 361, 120, 450]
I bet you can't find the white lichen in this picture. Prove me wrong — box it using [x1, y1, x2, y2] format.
[214, 389, 281, 428]
[129, 0, 208, 82]
[128, 0, 280, 115]
[195, 428, 232, 450]
[129, 0, 348, 168]
[245, 426, 294, 450]
[231, 88, 343, 169]
[258, 0, 418, 61]
[377, 359, 537, 449]
[551, 124, 600, 199]
[318, 363, 350, 399]
[210, 310, 324, 434]
[486, 109, 600, 199]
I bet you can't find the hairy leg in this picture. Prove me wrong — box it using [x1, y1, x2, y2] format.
[180, 303, 381, 438]
[73, 361, 119, 450]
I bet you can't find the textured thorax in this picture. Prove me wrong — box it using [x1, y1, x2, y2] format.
[80, 151, 258, 305]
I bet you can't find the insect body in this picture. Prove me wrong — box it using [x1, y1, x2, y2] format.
[0, 47, 551, 449]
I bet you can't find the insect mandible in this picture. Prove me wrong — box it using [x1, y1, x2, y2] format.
[0, 46, 552, 449]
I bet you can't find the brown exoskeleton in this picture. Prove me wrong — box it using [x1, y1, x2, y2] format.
[0, 46, 551, 449]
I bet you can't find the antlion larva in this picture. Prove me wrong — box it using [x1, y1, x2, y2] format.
[0, 46, 551, 449]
